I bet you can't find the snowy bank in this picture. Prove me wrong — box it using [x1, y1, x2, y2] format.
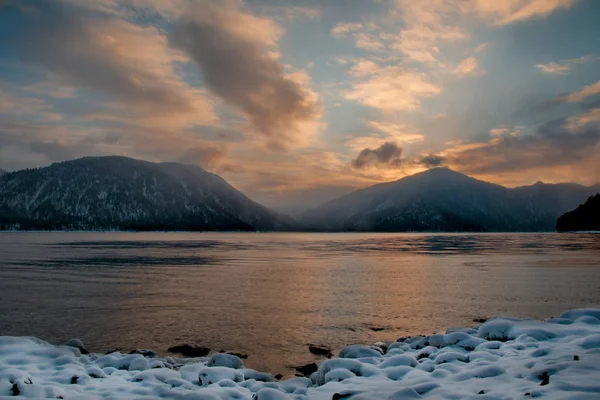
[2, 309, 600, 399]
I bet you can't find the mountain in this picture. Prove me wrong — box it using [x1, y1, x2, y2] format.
[0, 168, 6, 175]
[557, 194, 600, 232]
[300, 168, 600, 232]
[0, 156, 295, 231]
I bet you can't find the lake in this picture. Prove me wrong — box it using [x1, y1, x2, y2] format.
[0, 232, 599, 375]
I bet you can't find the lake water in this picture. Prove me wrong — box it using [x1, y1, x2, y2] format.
[1, 232, 599, 375]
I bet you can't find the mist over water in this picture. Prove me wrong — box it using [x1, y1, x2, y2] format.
[1, 232, 599, 375]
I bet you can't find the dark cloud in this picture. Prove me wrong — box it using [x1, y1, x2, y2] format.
[351, 141, 403, 169]
[4, 0, 212, 127]
[445, 117, 600, 179]
[169, 1, 321, 149]
[418, 154, 445, 167]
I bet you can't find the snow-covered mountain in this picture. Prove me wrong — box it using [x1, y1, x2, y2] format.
[0, 156, 296, 231]
[300, 168, 600, 232]
[557, 194, 600, 232]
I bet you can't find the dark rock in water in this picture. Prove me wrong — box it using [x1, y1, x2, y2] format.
[168, 344, 210, 357]
[573, 355, 580, 361]
[369, 327, 385, 332]
[219, 350, 248, 359]
[105, 348, 125, 354]
[539, 372, 550, 386]
[397, 336, 411, 342]
[308, 345, 333, 358]
[295, 362, 318, 377]
[332, 393, 353, 399]
[478, 390, 485, 394]
[130, 349, 159, 357]
[70, 376, 79, 384]
[12, 382, 20, 396]
[275, 374, 283, 380]
[557, 194, 600, 232]
[473, 318, 487, 323]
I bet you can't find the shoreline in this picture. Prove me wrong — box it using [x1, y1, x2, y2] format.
[2, 309, 600, 399]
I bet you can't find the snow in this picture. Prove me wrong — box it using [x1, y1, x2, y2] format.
[2, 309, 600, 399]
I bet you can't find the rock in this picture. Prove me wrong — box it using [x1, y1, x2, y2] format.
[539, 372, 550, 386]
[167, 344, 210, 358]
[70, 376, 79, 384]
[219, 350, 248, 359]
[573, 355, 580, 361]
[66, 339, 89, 354]
[207, 353, 244, 369]
[332, 393, 353, 399]
[275, 374, 283, 380]
[339, 344, 383, 359]
[242, 369, 273, 382]
[129, 349, 159, 358]
[369, 327, 385, 332]
[295, 362, 318, 377]
[473, 318, 487, 324]
[308, 345, 332, 358]
[478, 390, 485, 394]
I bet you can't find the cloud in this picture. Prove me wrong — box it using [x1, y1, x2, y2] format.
[564, 80, 600, 103]
[345, 66, 441, 111]
[490, 127, 523, 136]
[331, 22, 363, 38]
[436, 114, 600, 184]
[351, 141, 403, 169]
[8, 0, 215, 128]
[345, 0, 578, 66]
[177, 145, 226, 168]
[353, 32, 385, 51]
[453, 56, 484, 77]
[346, 121, 424, 153]
[169, 0, 322, 150]
[0, 89, 62, 122]
[260, 5, 321, 21]
[565, 108, 600, 130]
[536, 62, 571, 75]
[349, 59, 380, 77]
[418, 154, 445, 167]
[367, 121, 424, 143]
[536, 54, 595, 74]
[391, 0, 468, 65]
[474, 0, 577, 26]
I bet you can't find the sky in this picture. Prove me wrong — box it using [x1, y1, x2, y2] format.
[0, 0, 599, 211]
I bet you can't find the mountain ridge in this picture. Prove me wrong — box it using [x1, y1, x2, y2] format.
[557, 194, 600, 232]
[300, 167, 600, 232]
[1, 159, 598, 232]
[0, 156, 295, 231]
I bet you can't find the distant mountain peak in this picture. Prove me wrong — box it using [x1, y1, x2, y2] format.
[418, 166, 459, 175]
[301, 166, 599, 232]
[0, 156, 295, 231]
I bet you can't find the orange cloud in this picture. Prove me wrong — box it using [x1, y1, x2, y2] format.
[170, 0, 322, 150]
[564, 80, 600, 103]
[345, 66, 441, 111]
